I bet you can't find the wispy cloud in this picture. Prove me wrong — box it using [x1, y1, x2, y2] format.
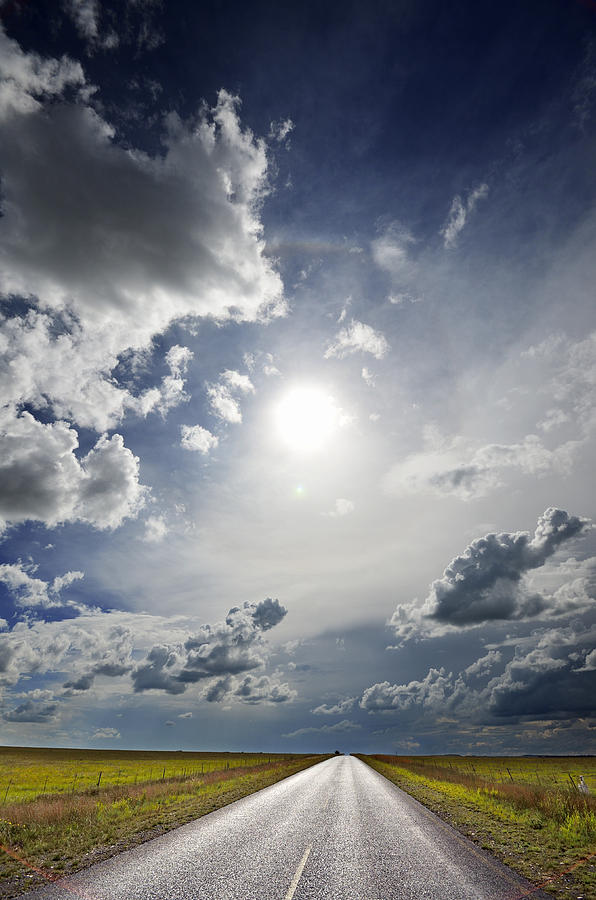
[282, 719, 361, 737]
[441, 183, 489, 248]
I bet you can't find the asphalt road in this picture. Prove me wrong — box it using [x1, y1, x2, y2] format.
[20, 755, 550, 900]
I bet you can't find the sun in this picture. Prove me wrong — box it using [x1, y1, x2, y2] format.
[274, 386, 341, 453]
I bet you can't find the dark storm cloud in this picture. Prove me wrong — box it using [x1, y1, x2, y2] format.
[248, 597, 286, 631]
[131, 645, 186, 695]
[361, 625, 596, 726]
[391, 508, 591, 643]
[487, 627, 596, 719]
[132, 600, 288, 699]
[427, 508, 589, 625]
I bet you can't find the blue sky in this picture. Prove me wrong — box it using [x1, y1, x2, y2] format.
[0, 0, 595, 754]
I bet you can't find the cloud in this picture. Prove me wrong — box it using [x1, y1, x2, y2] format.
[180, 425, 218, 454]
[0, 315, 194, 433]
[579, 649, 596, 671]
[132, 598, 287, 697]
[390, 508, 590, 642]
[282, 719, 361, 738]
[361, 625, 596, 725]
[0, 67, 283, 342]
[486, 625, 596, 719]
[243, 350, 280, 378]
[0, 611, 155, 702]
[4, 699, 58, 723]
[206, 370, 255, 424]
[91, 727, 120, 739]
[523, 331, 596, 439]
[441, 183, 489, 248]
[371, 223, 416, 280]
[248, 597, 286, 631]
[427, 508, 588, 625]
[64, 0, 99, 39]
[151, 345, 194, 418]
[62, 625, 134, 691]
[0, 597, 288, 714]
[0, 561, 84, 609]
[62, 0, 119, 50]
[0, 28, 84, 120]
[0, 30, 284, 533]
[143, 515, 168, 543]
[312, 698, 355, 715]
[130, 644, 187, 695]
[464, 650, 502, 678]
[323, 498, 354, 518]
[0, 411, 147, 533]
[383, 430, 572, 501]
[234, 674, 297, 704]
[360, 668, 455, 713]
[269, 118, 294, 142]
[388, 292, 421, 306]
[325, 319, 389, 360]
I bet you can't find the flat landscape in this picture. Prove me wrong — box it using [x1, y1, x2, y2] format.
[4, 755, 552, 900]
[1, 748, 594, 898]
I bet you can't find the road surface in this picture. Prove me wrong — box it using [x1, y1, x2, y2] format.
[20, 755, 549, 899]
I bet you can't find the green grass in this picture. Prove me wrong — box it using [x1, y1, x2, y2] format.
[0, 746, 296, 803]
[0, 748, 328, 898]
[385, 753, 596, 792]
[358, 754, 596, 900]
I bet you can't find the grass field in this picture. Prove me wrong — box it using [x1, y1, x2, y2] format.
[390, 753, 596, 792]
[359, 754, 596, 900]
[0, 746, 294, 803]
[0, 747, 328, 898]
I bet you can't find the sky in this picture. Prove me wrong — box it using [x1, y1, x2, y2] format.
[0, 0, 595, 756]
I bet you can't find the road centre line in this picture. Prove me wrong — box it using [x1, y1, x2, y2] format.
[283, 844, 311, 900]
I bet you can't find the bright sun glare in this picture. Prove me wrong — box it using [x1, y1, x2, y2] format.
[275, 386, 341, 453]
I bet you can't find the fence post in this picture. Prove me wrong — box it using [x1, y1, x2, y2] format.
[97, 771, 103, 788]
[3, 779, 12, 803]
[506, 768, 514, 782]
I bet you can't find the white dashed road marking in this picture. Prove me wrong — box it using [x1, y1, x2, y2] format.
[284, 845, 311, 900]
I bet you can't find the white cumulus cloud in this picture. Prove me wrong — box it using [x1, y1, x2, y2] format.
[180, 424, 219, 454]
[325, 319, 389, 360]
